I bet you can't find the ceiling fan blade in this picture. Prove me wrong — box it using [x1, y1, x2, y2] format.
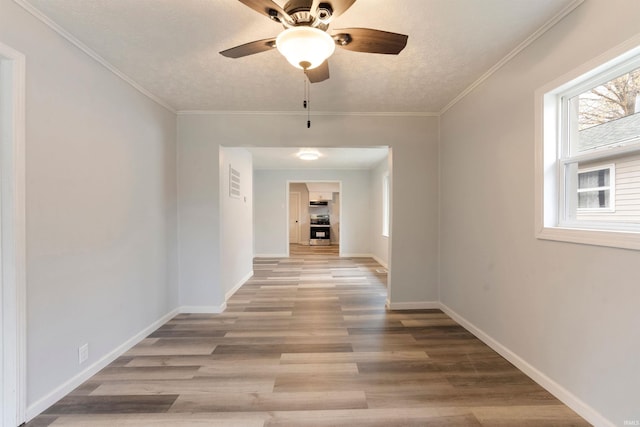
[333, 28, 408, 54]
[237, 0, 291, 23]
[306, 61, 330, 83]
[219, 38, 276, 58]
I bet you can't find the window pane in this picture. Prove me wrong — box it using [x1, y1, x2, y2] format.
[578, 190, 609, 209]
[578, 168, 609, 189]
[571, 67, 640, 153]
[542, 46, 640, 240]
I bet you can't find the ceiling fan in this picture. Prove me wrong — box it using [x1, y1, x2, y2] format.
[220, 0, 409, 83]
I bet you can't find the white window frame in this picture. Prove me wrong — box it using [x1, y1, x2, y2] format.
[382, 172, 389, 237]
[576, 164, 615, 213]
[535, 34, 640, 251]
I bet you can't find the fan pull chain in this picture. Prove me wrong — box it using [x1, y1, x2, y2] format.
[307, 76, 311, 129]
[303, 73, 307, 110]
[302, 73, 311, 128]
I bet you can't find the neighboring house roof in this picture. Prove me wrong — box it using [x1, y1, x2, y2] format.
[579, 113, 640, 151]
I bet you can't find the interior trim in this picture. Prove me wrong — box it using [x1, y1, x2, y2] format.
[371, 255, 388, 269]
[14, 0, 584, 119]
[225, 271, 254, 301]
[385, 301, 440, 310]
[13, 0, 176, 114]
[439, 302, 614, 427]
[177, 110, 440, 117]
[25, 308, 180, 421]
[179, 304, 227, 314]
[439, 0, 585, 115]
[0, 41, 27, 427]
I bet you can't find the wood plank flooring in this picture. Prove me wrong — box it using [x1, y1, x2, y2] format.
[27, 245, 590, 426]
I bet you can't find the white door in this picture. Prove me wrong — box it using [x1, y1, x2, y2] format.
[289, 192, 300, 243]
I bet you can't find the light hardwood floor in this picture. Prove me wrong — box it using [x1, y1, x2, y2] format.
[27, 245, 590, 426]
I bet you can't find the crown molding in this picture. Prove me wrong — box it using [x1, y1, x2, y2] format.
[14, 0, 584, 120]
[14, 0, 176, 114]
[177, 110, 439, 117]
[439, 0, 585, 115]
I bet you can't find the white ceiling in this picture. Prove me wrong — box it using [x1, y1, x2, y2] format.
[247, 146, 388, 169]
[19, 0, 579, 113]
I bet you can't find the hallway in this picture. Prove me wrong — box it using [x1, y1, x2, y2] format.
[28, 250, 588, 426]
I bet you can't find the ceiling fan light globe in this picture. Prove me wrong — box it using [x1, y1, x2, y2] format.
[276, 27, 335, 70]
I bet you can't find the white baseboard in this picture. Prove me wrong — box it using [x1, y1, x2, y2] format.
[254, 253, 288, 258]
[25, 308, 179, 421]
[371, 255, 388, 269]
[385, 300, 440, 310]
[225, 271, 253, 301]
[179, 303, 226, 314]
[24, 292, 609, 427]
[439, 302, 614, 427]
[340, 253, 374, 258]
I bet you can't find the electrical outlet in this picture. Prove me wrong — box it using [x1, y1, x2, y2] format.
[78, 343, 89, 364]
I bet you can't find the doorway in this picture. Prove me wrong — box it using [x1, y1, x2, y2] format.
[287, 181, 341, 256]
[0, 42, 27, 427]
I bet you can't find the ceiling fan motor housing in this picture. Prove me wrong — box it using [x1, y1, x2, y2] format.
[317, 8, 331, 21]
[283, 0, 333, 28]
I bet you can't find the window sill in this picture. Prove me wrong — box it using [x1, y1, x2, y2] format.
[537, 226, 640, 251]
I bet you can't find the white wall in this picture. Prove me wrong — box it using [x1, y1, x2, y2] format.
[177, 113, 439, 307]
[439, 1, 640, 425]
[370, 158, 389, 267]
[0, 0, 178, 415]
[176, 116, 222, 309]
[220, 147, 253, 299]
[254, 171, 369, 256]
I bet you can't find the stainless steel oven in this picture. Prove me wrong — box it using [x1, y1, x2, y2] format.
[309, 214, 331, 246]
[310, 226, 331, 246]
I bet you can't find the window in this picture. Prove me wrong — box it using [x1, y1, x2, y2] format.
[560, 63, 640, 227]
[536, 37, 640, 250]
[382, 173, 389, 237]
[577, 165, 614, 212]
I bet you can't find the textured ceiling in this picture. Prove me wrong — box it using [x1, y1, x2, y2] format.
[20, 0, 578, 113]
[248, 146, 389, 170]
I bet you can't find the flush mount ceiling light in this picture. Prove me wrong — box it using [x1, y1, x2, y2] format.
[276, 26, 336, 70]
[297, 149, 320, 161]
